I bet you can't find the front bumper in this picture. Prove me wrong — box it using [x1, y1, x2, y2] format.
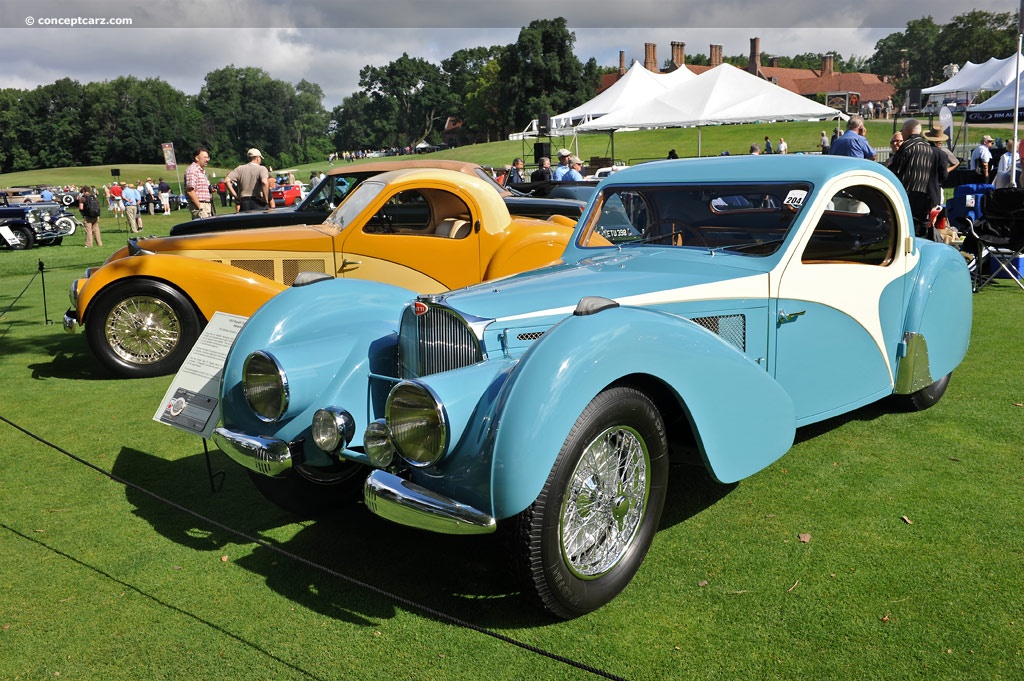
[63, 308, 78, 333]
[212, 427, 293, 477]
[363, 469, 496, 535]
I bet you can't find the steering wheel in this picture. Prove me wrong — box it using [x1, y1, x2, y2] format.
[643, 219, 700, 246]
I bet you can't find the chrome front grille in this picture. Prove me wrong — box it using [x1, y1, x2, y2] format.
[399, 304, 483, 379]
[691, 314, 746, 352]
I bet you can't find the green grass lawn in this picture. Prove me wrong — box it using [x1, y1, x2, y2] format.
[2, 139, 1023, 679]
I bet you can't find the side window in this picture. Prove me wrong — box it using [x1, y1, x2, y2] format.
[802, 185, 896, 265]
[364, 190, 431, 234]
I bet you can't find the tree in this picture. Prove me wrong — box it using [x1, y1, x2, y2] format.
[359, 53, 454, 147]
[937, 10, 1017, 69]
[443, 46, 505, 142]
[496, 18, 600, 135]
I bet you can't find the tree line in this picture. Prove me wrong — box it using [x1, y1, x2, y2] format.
[0, 12, 1017, 173]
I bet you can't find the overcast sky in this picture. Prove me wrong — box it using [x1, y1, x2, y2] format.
[0, 0, 1018, 109]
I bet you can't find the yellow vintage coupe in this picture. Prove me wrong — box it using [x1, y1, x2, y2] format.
[64, 168, 587, 378]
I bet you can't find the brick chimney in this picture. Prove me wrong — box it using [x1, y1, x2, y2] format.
[769, 56, 779, 68]
[671, 41, 686, 67]
[619, 50, 626, 75]
[748, 37, 761, 76]
[644, 43, 657, 72]
[710, 44, 723, 67]
[821, 54, 834, 76]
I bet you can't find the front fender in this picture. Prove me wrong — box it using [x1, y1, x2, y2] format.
[488, 305, 796, 520]
[220, 278, 416, 456]
[78, 253, 287, 324]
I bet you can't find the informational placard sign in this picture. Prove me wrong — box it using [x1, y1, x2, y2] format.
[162, 142, 177, 171]
[153, 312, 247, 438]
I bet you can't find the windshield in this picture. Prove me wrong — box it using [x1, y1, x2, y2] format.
[324, 181, 386, 228]
[579, 182, 810, 255]
[301, 174, 361, 212]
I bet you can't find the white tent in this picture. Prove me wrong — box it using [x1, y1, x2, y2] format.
[923, 54, 1024, 95]
[551, 62, 686, 130]
[575, 63, 839, 155]
[966, 76, 1024, 122]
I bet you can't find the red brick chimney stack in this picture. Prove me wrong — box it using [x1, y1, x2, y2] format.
[619, 50, 626, 75]
[710, 44, 723, 67]
[748, 37, 761, 76]
[671, 41, 686, 67]
[821, 54, 834, 76]
[644, 43, 657, 71]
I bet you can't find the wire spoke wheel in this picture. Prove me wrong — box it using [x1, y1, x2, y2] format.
[86, 280, 202, 378]
[561, 425, 648, 578]
[514, 386, 668, 618]
[104, 295, 182, 365]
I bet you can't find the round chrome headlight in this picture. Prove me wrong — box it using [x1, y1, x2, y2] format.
[386, 381, 447, 467]
[311, 407, 355, 453]
[242, 351, 288, 422]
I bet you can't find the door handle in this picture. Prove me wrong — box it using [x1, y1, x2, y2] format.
[778, 309, 805, 324]
[342, 258, 361, 268]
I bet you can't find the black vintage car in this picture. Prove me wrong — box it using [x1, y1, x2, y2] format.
[170, 160, 585, 237]
[0, 195, 79, 249]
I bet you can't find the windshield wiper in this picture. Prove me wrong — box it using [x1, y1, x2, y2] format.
[713, 237, 788, 254]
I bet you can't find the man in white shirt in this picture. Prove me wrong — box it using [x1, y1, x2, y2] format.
[970, 135, 995, 183]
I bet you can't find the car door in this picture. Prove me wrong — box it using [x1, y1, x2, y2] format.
[772, 182, 910, 425]
[337, 187, 482, 293]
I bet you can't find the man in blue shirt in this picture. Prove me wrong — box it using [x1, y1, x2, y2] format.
[122, 182, 144, 233]
[551, 149, 573, 181]
[829, 115, 876, 160]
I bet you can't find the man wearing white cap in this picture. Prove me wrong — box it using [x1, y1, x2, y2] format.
[970, 135, 995, 183]
[551, 148, 573, 181]
[226, 148, 271, 212]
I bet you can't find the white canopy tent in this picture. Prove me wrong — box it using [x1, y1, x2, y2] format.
[576, 63, 840, 156]
[550, 62, 694, 131]
[966, 75, 1024, 121]
[923, 54, 1024, 96]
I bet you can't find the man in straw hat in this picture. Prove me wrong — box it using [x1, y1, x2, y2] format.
[923, 123, 959, 174]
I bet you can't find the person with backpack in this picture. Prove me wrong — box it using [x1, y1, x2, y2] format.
[78, 185, 103, 247]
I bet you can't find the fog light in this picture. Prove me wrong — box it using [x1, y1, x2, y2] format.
[311, 407, 355, 453]
[364, 419, 395, 468]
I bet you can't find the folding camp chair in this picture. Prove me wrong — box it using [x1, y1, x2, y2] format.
[944, 183, 993, 287]
[962, 186, 1024, 292]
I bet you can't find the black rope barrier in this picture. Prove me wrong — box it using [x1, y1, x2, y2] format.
[0, 413, 629, 681]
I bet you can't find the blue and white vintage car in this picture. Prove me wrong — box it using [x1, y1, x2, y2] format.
[214, 156, 972, 618]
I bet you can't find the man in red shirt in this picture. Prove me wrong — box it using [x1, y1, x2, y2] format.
[109, 181, 124, 217]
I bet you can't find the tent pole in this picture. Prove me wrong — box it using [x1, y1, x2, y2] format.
[1014, 1, 1023, 187]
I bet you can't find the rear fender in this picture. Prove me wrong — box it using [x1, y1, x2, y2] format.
[897, 242, 972, 391]
[78, 253, 287, 325]
[488, 305, 796, 520]
[482, 224, 573, 281]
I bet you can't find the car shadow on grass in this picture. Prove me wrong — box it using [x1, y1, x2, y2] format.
[26, 329, 115, 380]
[113, 446, 552, 629]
